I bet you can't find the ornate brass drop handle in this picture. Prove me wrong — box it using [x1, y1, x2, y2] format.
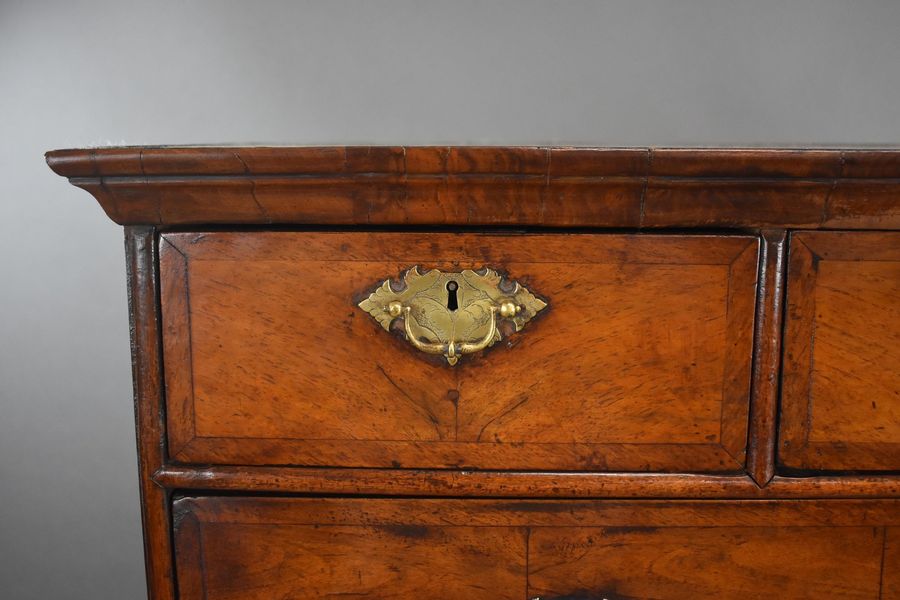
[358, 267, 547, 365]
[401, 304, 498, 361]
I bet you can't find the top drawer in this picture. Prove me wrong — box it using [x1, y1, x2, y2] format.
[160, 232, 758, 472]
[780, 231, 900, 471]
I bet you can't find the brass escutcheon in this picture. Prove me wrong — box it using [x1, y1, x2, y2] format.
[358, 267, 547, 365]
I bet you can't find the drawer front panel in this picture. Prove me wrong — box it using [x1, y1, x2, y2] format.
[160, 232, 758, 471]
[781, 231, 900, 471]
[173, 496, 900, 600]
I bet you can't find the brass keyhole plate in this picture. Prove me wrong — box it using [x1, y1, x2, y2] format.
[357, 266, 547, 365]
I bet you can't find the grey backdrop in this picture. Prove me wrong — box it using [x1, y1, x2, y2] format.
[2, 1, 899, 598]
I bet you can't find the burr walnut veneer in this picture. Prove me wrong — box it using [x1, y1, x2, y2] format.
[48, 147, 900, 600]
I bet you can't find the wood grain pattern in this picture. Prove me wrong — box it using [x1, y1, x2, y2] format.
[175, 514, 526, 600]
[160, 232, 757, 472]
[529, 526, 885, 599]
[780, 231, 900, 471]
[172, 496, 900, 600]
[884, 528, 900, 599]
[155, 465, 900, 498]
[125, 227, 176, 600]
[45, 147, 900, 229]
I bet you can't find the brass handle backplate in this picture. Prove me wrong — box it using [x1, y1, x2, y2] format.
[358, 267, 547, 365]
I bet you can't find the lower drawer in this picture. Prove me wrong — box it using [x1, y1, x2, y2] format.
[173, 496, 899, 599]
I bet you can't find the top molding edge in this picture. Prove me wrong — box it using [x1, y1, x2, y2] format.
[45, 146, 900, 229]
[45, 146, 900, 179]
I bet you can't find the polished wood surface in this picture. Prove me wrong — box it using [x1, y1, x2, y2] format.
[155, 465, 900, 499]
[161, 231, 757, 471]
[46, 147, 900, 229]
[886, 528, 900, 599]
[46, 147, 900, 600]
[745, 230, 787, 486]
[530, 527, 887, 599]
[173, 496, 900, 600]
[175, 502, 526, 600]
[125, 227, 176, 600]
[781, 231, 900, 471]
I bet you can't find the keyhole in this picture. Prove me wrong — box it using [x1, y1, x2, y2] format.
[446, 280, 459, 311]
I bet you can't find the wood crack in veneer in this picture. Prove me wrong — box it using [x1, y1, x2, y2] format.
[47, 147, 900, 600]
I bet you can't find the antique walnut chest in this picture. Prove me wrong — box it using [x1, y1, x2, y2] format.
[47, 147, 900, 599]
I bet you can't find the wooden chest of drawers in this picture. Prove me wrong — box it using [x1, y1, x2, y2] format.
[48, 147, 900, 599]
